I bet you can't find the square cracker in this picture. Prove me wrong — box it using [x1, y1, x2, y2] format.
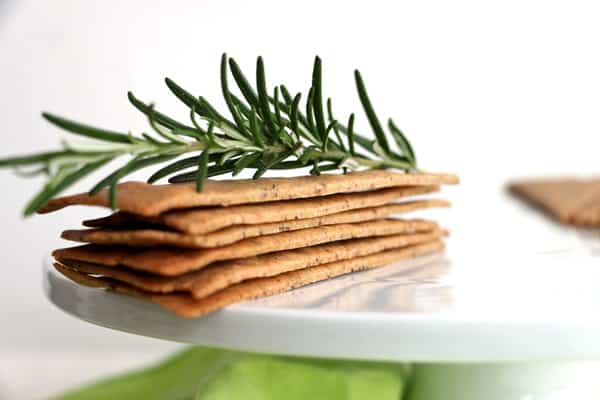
[54, 239, 445, 318]
[40, 170, 458, 217]
[58, 229, 446, 299]
[83, 186, 443, 235]
[64, 200, 451, 248]
[509, 179, 600, 226]
[53, 218, 439, 276]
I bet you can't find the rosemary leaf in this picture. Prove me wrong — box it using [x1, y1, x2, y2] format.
[14, 165, 48, 177]
[268, 160, 306, 169]
[168, 159, 238, 183]
[305, 87, 316, 133]
[354, 70, 391, 154]
[232, 152, 262, 176]
[196, 150, 210, 192]
[311, 160, 321, 175]
[109, 182, 118, 209]
[165, 78, 205, 116]
[323, 120, 337, 151]
[230, 94, 252, 118]
[277, 124, 295, 147]
[299, 145, 319, 164]
[311, 56, 327, 142]
[253, 149, 293, 179]
[315, 162, 339, 172]
[273, 87, 282, 126]
[388, 118, 416, 165]
[171, 128, 204, 141]
[347, 113, 356, 156]
[219, 150, 241, 165]
[290, 93, 301, 140]
[228, 58, 260, 109]
[142, 133, 167, 146]
[249, 107, 266, 147]
[220, 53, 251, 139]
[206, 162, 237, 178]
[166, 79, 235, 132]
[23, 158, 112, 216]
[90, 154, 178, 195]
[127, 92, 194, 131]
[336, 122, 409, 161]
[326, 98, 346, 152]
[189, 106, 207, 135]
[206, 120, 217, 144]
[42, 113, 132, 144]
[256, 57, 277, 138]
[147, 153, 218, 183]
[279, 85, 293, 104]
[280, 85, 310, 128]
[147, 105, 188, 144]
[197, 96, 232, 128]
[0, 151, 74, 167]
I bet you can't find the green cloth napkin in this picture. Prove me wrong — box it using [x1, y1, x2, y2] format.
[56, 347, 409, 400]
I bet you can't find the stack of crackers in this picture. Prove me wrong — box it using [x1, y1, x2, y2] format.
[46, 170, 458, 318]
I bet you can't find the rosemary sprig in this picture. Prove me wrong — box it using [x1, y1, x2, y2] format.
[0, 54, 418, 216]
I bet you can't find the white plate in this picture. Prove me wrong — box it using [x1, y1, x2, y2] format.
[44, 190, 600, 399]
[43, 190, 600, 363]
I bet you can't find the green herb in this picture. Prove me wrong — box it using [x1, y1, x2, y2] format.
[0, 54, 418, 216]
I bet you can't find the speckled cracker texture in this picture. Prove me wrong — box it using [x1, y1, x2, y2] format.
[54, 239, 445, 318]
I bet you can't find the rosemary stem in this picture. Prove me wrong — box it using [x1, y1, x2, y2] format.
[318, 150, 413, 170]
[0, 55, 419, 215]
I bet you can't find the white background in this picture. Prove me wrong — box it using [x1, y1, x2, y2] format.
[0, 0, 599, 398]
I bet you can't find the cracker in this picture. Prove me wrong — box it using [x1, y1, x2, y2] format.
[40, 170, 459, 216]
[64, 200, 451, 248]
[83, 212, 150, 229]
[53, 219, 439, 276]
[509, 179, 600, 226]
[54, 239, 445, 318]
[84, 186, 443, 234]
[58, 229, 446, 298]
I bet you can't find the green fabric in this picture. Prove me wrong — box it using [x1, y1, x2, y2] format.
[56, 347, 234, 400]
[56, 347, 408, 400]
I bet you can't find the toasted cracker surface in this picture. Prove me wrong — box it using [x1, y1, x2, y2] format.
[509, 179, 600, 226]
[53, 219, 439, 276]
[83, 186, 441, 234]
[40, 170, 458, 217]
[54, 239, 445, 318]
[58, 229, 446, 298]
[65, 200, 450, 248]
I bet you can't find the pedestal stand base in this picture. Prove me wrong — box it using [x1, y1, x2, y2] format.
[408, 361, 600, 400]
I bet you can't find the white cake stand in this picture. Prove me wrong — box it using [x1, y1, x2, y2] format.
[44, 191, 600, 399]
